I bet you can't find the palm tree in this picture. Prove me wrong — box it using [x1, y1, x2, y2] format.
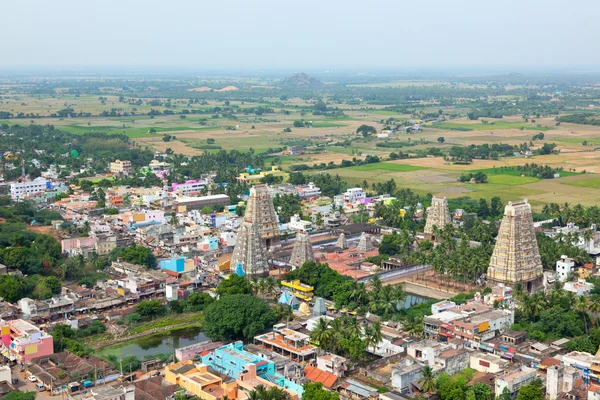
[402, 315, 424, 337]
[310, 317, 333, 351]
[574, 295, 590, 334]
[589, 296, 600, 327]
[169, 212, 179, 226]
[418, 365, 436, 393]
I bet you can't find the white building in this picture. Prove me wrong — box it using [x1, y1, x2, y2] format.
[10, 177, 48, 199]
[470, 353, 508, 374]
[289, 214, 313, 232]
[316, 354, 347, 377]
[556, 255, 575, 281]
[431, 300, 457, 315]
[297, 182, 321, 198]
[343, 188, 366, 203]
[564, 279, 594, 296]
[494, 367, 537, 397]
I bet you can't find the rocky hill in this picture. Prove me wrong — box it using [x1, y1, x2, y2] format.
[280, 73, 324, 88]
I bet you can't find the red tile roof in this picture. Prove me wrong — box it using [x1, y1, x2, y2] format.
[304, 365, 337, 389]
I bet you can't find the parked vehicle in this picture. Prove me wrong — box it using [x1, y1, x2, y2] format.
[28, 375, 37, 382]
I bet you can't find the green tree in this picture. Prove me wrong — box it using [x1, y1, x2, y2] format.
[516, 379, 544, 400]
[4, 392, 37, 400]
[419, 365, 436, 393]
[356, 124, 377, 137]
[303, 382, 339, 400]
[135, 300, 166, 318]
[216, 273, 252, 296]
[203, 294, 277, 341]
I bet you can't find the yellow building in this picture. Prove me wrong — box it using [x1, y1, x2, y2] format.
[236, 166, 289, 184]
[281, 280, 314, 301]
[165, 361, 238, 400]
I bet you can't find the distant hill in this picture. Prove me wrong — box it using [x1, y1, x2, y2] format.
[280, 73, 324, 88]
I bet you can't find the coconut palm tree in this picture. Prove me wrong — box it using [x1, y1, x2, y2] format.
[310, 317, 333, 350]
[169, 212, 179, 226]
[574, 295, 590, 334]
[589, 296, 600, 327]
[418, 366, 436, 393]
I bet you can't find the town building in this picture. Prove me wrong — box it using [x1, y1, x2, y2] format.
[254, 323, 317, 362]
[469, 353, 509, 374]
[487, 200, 544, 293]
[564, 279, 594, 296]
[110, 160, 132, 175]
[0, 319, 54, 363]
[343, 188, 366, 204]
[556, 255, 576, 281]
[171, 179, 208, 196]
[494, 367, 538, 398]
[338, 379, 379, 400]
[173, 194, 230, 212]
[165, 361, 237, 400]
[296, 182, 321, 198]
[289, 214, 314, 232]
[10, 177, 48, 199]
[316, 354, 347, 378]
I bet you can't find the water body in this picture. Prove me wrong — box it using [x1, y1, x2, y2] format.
[397, 293, 430, 310]
[100, 326, 208, 358]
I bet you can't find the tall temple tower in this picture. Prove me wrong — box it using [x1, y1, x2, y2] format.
[424, 196, 452, 237]
[335, 232, 349, 249]
[244, 184, 280, 250]
[230, 218, 269, 277]
[356, 232, 375, 253]
[289, 232, 315, 268]
[487, 200, 543, 293]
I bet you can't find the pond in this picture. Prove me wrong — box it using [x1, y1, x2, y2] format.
[100, 326, 208, 359]
[397, 293, 430, 310]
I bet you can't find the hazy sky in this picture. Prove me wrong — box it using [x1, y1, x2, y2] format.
[2, 0, 598, 71]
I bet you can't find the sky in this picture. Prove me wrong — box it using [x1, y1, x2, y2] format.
[2, 0, 599, 71]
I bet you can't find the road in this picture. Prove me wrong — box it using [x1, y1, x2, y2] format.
[10, 364, 53, 399]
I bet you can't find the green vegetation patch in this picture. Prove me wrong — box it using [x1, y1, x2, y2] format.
[349, 162, 427, 172]
[561, 177, 600, 189]
[487, 174, 539, 186]
[433, 121, 550, 131]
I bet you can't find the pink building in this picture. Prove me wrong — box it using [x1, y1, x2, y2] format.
[1, 319, 54, 364]
[61, 237, 97, 256]
[171, 180, 207, 196]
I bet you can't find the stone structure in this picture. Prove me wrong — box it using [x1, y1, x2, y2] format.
[230, 218, 269, 277]
[356, 232, 375, 253]
[336, 232, 349, 249]
[424, 196, 451, 237]
[289, 232, 315, 268]
[244, 184, 280, 249]
[487, 200, 543, 293]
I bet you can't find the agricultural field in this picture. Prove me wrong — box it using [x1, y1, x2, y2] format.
[2, 72, 600, 209]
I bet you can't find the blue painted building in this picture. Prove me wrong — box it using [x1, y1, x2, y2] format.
[200, 342, 304, 398]
[159, 257, 186, 273]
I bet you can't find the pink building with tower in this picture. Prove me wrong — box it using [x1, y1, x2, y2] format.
[1, 319, 54, 364]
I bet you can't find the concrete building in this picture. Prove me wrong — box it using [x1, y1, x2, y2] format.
[296, 183, 321, 198]
[556, 255, 576, 281]
[173, 194, 230, 212]
[487, 200, 544, 293]
[470, 353, 508, 374]
[424, 196, 451, 238]
[171, 179, 208, 195]
[165, 361, 237, 400]
[546, 365, 579, 400]
[10, 177, 48, 199]
[200, 342, 303, 398]
[254, 324, 317, 362]
[338, 379, 379, 400]
[564, 279, 594, 296]
[433, 348, 470, 376]
[494, 367, 537, 398]
[0, 319, 54, 363]
[109, 160, 132, 175]
[316, 354, 347, 377]
[343, 188, 366, 204]
[391, 359, 423, 392]
[289, 214, 314, 232]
